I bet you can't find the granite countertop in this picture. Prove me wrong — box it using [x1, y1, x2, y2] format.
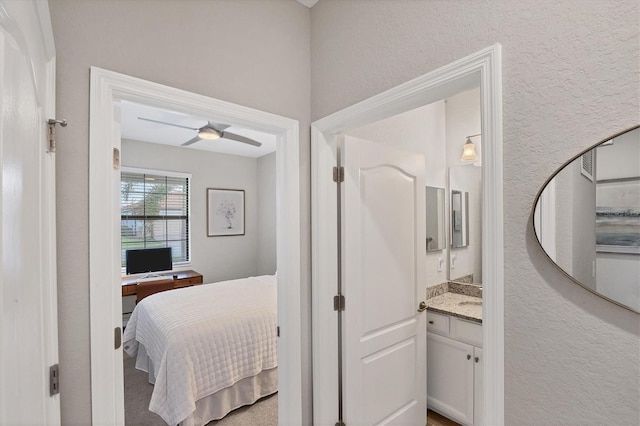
[426, 282, 482, 323]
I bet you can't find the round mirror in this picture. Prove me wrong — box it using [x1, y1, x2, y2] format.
[533, 125, 640, 313]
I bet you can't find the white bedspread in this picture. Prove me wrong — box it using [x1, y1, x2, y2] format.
[123, 275, 277, 425]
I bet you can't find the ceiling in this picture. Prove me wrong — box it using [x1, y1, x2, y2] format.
[118, 100, 277, 158]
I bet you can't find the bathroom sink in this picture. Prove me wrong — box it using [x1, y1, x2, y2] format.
[458, 300, 482, 306]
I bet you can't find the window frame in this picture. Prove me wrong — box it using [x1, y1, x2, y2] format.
[120, 166, 192, 274]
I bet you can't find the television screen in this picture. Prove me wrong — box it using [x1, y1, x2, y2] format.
[126, 247, 173, 275]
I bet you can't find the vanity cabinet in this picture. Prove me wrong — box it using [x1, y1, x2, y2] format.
[427, 311, 483, 426]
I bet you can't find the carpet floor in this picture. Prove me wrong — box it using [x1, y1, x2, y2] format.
[123, 354, 277, 426]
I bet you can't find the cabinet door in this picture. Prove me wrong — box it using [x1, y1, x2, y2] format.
[473, 347, 483, 426]
[427, 332, 474, 425]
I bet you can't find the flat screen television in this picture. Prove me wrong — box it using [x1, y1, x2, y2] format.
[126, 247, 173, 275]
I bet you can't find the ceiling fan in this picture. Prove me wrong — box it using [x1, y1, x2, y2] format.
[138, 117, 262, 147]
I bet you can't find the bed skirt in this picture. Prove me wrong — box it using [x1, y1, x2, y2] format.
[134, 343, 277, 425]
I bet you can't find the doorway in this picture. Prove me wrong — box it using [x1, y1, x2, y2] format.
[311, 45, 504, 424]
[88, 68, 302, 425]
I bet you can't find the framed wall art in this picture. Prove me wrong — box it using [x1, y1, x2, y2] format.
[596, 177, 640, 254]
[207, 188, 245, 237]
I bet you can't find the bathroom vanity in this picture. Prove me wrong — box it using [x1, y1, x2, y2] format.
[426, 285, 483, 426]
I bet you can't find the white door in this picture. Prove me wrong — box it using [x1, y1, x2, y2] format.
[0, 0, 60, 424]
[342, 135, 426, 425]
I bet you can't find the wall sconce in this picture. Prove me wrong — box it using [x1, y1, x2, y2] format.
[461, 133, 481, 162]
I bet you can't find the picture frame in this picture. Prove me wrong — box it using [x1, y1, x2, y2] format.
[596, 178, 640, 254]
[207, 188, 245, 237]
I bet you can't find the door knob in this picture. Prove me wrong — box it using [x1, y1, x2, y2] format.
[417, 301, 427, 312]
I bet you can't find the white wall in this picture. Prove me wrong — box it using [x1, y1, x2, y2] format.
[122, 139, 276, 283]
[257, 152, 277, 275]
[552, 160, 598, 289]
[50, 1, 311, 423]
[446, 89, 482, 284]
[571, 161, 597, 288]
[595, 127, 640, 310]
[311, 1, 640, 424]
[597, 127, 640, 180]
[596, 253, 640, 312]
[448, 165, 482, 283]
[347, 101, 448, 288]
[553, 168, 575, 275]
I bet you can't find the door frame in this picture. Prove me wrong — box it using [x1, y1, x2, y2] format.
[89, 67, 301, 425]
[311, 44, 504, 424]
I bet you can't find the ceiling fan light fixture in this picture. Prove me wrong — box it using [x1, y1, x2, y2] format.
[198, 127, 221, 140]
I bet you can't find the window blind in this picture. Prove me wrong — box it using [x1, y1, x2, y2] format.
[120, 171, 190, 268]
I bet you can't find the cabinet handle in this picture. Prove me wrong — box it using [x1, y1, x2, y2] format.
[475, 357, 480, 363]
[467, 354, 471, 360]
[428, 320, 434, 324]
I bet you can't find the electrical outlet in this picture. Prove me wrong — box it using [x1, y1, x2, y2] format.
[437, 256, 444, 272]
[450, 254, 457, 269]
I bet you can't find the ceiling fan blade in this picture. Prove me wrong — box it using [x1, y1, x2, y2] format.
[138, 117, 198, 131]
[206, 121, 231, 131]
[181, 135, 202, 146]
[221, 131, 262, 147]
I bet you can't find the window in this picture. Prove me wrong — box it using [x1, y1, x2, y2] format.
[120, 169, 191, 269]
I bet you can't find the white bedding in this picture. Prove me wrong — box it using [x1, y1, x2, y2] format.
[123, 274, 277, 425]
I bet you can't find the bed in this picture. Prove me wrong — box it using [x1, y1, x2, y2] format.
[122, 274, 277, 426]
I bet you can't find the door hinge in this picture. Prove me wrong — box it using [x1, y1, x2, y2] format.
[47, 119, 67, 153]
[333, 166, 344, 183]
[335, 422, 346, 426]
[114, 326, 122, 350]
[277, 326, 280, 337]
[333, 294, 345, 311]
[113, 148, 121, 170]
[49, 364, 59, 396]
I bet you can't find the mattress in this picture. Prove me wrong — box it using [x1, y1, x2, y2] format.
[123, 274, 277, 425]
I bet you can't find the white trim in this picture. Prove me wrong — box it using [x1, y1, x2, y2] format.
[311, 44, 504, 425]
[89, 67, 301, 425]
[121, 166, 192, 179]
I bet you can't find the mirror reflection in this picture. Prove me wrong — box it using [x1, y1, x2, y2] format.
[534, 126, 640, 312]
[449, 165, 482, 284]
[451, 190, 469, 248]
[426, 186, 446, 252]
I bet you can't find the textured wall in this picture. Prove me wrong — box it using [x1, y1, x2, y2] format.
[49, 1, 311, 423]
[311, 1, 639, 424]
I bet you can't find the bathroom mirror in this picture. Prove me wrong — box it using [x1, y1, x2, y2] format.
[426, 186, 446, 251]
[451, 190, 469, 248]
[533, 126, 640, 313]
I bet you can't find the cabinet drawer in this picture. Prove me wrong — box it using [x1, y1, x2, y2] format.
[427, 311, 450, 336]
[174, 278, 195, 287]
[450, 317, 482, 348]
[175, 277, 200, 287]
